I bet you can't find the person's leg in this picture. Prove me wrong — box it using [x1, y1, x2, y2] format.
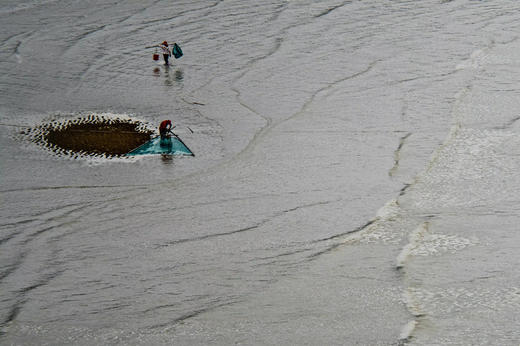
[163, 54, 169, 65]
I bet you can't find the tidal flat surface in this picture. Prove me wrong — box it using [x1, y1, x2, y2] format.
[1, 0, 520, 345]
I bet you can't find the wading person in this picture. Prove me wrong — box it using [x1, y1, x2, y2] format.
[159, 41, 171, 65]
[159, 120, 174, 138]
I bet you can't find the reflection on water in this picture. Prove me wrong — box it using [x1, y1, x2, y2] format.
[161, 154, 174, 164]
[174, 69, 184, 82]
[159, 136, 174, 164]
[163, 66, 172, 86]
[159, 136, 173, 151]
[151, 67, 183, 86]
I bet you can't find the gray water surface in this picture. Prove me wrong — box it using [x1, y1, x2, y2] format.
[1, 1, 520, 345]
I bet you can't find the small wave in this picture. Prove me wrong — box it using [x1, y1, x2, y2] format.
[396, 222, 428, 269]
[375, 199, 400, 220]
[398, 320, 417, 344]
[455, 45, 494, 71]
[0, 0, 60, 15]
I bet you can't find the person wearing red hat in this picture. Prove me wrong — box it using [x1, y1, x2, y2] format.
[158, 41, 171, 65]
[159, 120, 174, 138]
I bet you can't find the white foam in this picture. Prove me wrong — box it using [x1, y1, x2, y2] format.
[410, 233, 475, 256]
[455, 48, 489, 70]
[396, 222, 428, 269]
[396, 243, 414, 269]
[399, 320, 417, 342]
[375, 199, 400, 220]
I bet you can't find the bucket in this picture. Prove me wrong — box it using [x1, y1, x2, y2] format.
[153, 53, 159, 61]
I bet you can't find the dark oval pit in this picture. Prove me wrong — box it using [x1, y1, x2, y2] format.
[28, 116, 154, 157]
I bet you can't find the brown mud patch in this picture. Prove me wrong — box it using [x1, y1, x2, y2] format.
[27, 116, 154, 157]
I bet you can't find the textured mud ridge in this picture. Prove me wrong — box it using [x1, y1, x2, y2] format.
[26, 115, 154, 157]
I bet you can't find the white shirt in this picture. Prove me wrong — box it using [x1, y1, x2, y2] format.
[159, 44, 170, 55]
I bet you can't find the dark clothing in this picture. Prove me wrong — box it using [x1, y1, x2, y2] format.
[160, 128, 169, 137]
[159, 120, 172, 138]
[163, 54, 169, 65]
[159, 136, 173, 150]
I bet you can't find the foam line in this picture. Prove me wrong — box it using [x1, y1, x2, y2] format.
[396, 222, 428, 269]
[398, 320, 417, 344]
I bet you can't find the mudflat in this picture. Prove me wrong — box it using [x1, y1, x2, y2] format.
[33, 118, 154, 156]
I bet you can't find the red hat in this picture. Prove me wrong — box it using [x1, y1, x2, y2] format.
[159, 119, 172, 129]
[162, 41, 168, 46]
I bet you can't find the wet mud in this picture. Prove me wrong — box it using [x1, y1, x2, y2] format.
[26, 116, 154, 157]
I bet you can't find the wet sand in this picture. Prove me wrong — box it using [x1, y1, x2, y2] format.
[30, 117, 153, 157]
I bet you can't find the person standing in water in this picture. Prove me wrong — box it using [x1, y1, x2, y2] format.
[158, 41, 171, 65]
[159, 120, 174, 138]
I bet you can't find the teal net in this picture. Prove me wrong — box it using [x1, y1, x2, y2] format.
[126, 136, 193, 156]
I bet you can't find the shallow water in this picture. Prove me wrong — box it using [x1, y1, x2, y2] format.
[1, 0, 520, 345]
